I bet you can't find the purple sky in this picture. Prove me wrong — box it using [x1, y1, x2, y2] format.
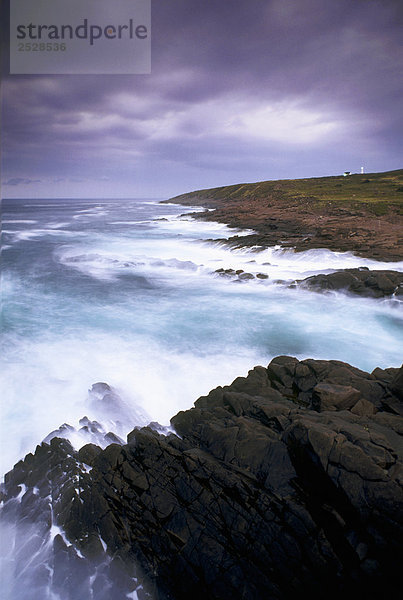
[1, 0, 402, 198]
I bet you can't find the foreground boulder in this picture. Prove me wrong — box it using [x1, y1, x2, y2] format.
[1, 357, 402, 599]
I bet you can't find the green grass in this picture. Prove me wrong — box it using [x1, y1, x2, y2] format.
[169, 169, 403, 215]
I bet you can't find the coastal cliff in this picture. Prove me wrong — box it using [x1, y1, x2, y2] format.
[2, 356, 402, 599]
[166, 169, 403, 261]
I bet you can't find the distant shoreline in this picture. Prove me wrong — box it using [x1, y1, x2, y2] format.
[164, 169, 403, 262]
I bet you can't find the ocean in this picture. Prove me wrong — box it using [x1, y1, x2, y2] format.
[1, 196, 402, 479]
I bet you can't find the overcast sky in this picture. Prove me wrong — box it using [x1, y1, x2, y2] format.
[1, 0, 402, 199]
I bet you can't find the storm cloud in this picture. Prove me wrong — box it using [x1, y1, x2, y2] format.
[1, 0, 402, 197]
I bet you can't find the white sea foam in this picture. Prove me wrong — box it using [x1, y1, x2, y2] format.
[73, 213, 108, 219]
[56, 227, 403, 285]
[2, 220, 38, 224]
[109, 220, 152, 225]
[57, 247, 206, 282]
[153, 220, 256, 240]
[5, 228, 84, 243]
[46, 222, 70, 229]
[0, 330, 262, 475]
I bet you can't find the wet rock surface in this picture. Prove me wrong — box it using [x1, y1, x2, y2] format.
[296, 268, 403, 299]
[1, 357, 403, 599]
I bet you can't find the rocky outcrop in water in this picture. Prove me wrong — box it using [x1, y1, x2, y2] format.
[296, 268, 403, 299]
[1, 357, 402, 599]
[214, 267, 269, 281]
[213, 266, 403, 299]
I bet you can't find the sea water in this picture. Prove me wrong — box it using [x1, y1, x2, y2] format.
[1, 197, 403, 476]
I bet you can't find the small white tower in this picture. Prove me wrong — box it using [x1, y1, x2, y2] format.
[361, 166, 364, 174]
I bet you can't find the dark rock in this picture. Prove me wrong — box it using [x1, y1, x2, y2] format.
[78, 443, 102, 466]
[214, 268, 269, 282]
[389, 366, 403, 401]
[104, 431, 124, 445]
[1, 357, 402, 600]
[79, 416, 104, 434]
[214, 268, 235, 278]
[311, 383, 362, 412]
[297, 268, 403, 299]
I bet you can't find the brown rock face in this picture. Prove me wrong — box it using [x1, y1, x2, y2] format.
[1, 357, 402, 600]
[311, 382, 362, 411]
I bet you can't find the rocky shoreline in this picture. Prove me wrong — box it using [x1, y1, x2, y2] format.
[191, 218, 403, 262]
[1, 357, 402, 599]
[165, 172, 403, 300]
[166, 170, 403, 262]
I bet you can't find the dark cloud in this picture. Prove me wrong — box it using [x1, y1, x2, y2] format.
[1, 0, 402, 197]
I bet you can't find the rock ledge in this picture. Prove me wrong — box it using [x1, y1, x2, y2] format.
[1, 356, 402, 599]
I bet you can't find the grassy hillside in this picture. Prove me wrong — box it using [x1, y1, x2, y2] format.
[169, 169, 403, 216]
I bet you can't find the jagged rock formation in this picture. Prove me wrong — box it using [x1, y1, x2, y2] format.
[1, 357, 402, 599]
[296, 268, 403, 299]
